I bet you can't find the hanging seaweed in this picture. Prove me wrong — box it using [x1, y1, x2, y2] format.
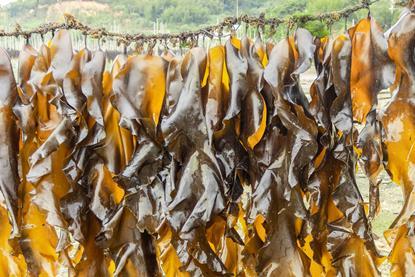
[1, 0, 415, 276]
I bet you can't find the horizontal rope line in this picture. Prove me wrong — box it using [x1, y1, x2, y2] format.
[0, 0, 378, 46]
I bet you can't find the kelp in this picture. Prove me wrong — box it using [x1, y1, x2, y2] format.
[1, 10, 415, 276]
[350, 17, 394, 224]
[245, 29, 318, 276]
[349, 17, 395, 125]
[381, 10, 415, 276]
[309, 32, 383, 276]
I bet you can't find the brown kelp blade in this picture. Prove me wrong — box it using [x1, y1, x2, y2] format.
[381, 11, 415, 276]
[0, 48, 20, 240]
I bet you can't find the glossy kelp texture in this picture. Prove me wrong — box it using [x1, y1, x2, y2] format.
[380, 10, 415, 277]
[0, 10, 413, 276]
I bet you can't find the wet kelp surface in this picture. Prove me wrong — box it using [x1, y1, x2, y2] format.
[1, 10, 415, 277]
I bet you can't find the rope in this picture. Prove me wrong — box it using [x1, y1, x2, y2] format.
[394, 0, 414, 7]
[0, 0, 380, 47]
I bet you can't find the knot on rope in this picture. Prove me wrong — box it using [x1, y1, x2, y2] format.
[14, 23, 22, 34]
[361, 0, 371, 8]
[64, 13, 80, 28]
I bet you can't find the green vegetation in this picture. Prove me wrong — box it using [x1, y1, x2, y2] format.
[0, 0, 403, 38]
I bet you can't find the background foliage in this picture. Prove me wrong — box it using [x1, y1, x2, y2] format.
[0, 0, 403, 38]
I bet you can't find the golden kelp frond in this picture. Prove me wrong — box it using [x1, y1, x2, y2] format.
[307, 31, 383, 276]
[205, 45, 228, 139]
[237, 37, 266, 150]
[354, 17, 395, 226]
[17, 31, 74, 275]
[349, 17, 395, 124]
[112, 54, 168, 137]
[0, 48, 28, 276]
[381, 11, 415, 276]
[98, 56, 136, 175]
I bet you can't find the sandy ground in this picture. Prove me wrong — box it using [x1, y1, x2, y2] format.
[301, 68, 401, 276]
